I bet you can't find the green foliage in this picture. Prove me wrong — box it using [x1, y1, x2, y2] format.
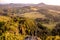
[51, 23, 60, 36]
[0, 21, 5, 30]
[0, 21, 5, 36]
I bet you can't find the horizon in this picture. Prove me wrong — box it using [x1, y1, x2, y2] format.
[0, 0, 60, 5]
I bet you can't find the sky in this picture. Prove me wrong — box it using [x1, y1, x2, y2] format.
[0, 0, 60, 5]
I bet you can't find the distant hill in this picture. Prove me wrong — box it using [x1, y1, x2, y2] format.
[0, 3, 60, 22]
[0, 3, 60, 11]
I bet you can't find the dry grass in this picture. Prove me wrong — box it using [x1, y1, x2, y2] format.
[21, 12, 46, 19]
[0, 16, 11, 22]
[42, 23, 57, 30]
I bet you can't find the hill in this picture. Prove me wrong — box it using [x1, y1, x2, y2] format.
[0, 3, 60, 22]
[0, 3, 60, 40]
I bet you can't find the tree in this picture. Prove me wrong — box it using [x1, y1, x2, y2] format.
[51, 23, 60, 36]
[18, 18, 37, 36]
[37, 22, 50, 40]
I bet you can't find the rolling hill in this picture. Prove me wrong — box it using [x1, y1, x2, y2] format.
[0, 3, 60, 22]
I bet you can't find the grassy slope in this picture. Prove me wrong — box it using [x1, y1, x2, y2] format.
[21, 12, 46, 19]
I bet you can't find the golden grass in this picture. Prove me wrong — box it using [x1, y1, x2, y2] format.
[42, 23, 56, 30]
[0, 16, 11, 22]
[21, 12, 46, 19]
[46, 35, 60, 40]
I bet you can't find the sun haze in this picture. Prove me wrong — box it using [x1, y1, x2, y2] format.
[0, 0, 60, 5]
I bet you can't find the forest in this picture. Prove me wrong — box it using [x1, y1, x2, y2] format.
[0, 4, 60, 40]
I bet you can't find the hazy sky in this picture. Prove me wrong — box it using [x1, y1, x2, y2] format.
[0, 0, 60, 5]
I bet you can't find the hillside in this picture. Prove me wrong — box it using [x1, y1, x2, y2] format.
[0, 3, 60, 22]
[0, 3, 60, 40]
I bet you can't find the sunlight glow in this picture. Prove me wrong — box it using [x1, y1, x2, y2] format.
[0, 0, 60, 5]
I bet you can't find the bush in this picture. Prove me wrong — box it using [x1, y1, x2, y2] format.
[0, 32, 25, 40]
